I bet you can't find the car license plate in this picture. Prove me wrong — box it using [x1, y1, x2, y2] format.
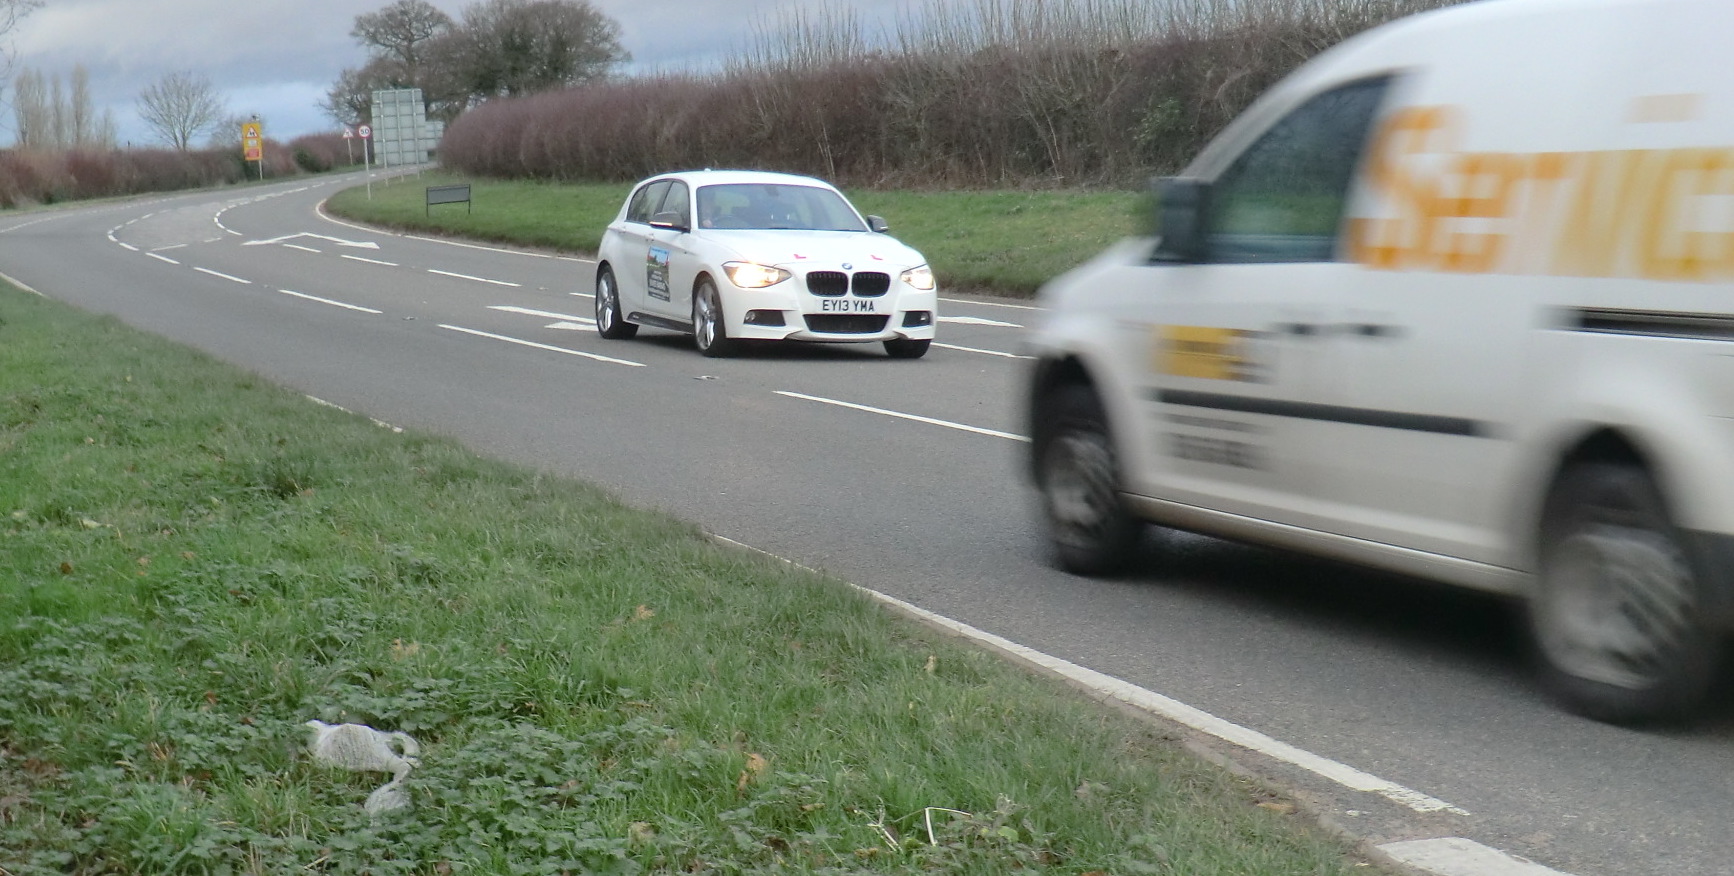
[820, 298, 877, 313]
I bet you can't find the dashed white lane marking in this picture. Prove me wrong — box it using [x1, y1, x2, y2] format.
[279, 289, 382, 314]
[153, 243, 188, 252]
[940, 296, 1039, 311]
[545, 321, 596, 332]
[342, 254, 399, 267]
[776, 390, 1029, 442]
[147, 252, 180, 265]
[709, 533, 1469, 818]
[429, 268, 520, 287]
[933, 341, 1031, 359]
[118, 242, 139, 252]
[195, 267, 251, 284]
[284, 244, 322, 254]
[1378, 838, 1576, 876]
[940, 315, 1021, 327]
[438, 324, 644, 366]
[489, 305, 590, 322]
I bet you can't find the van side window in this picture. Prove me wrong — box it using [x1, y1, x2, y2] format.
[1205, 76, 1391, 263]
[627, 180, 672, 224]
[656, 181, 691, 228]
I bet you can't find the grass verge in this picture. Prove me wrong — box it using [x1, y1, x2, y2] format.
[0, 287, 1378, 873]
[325, 173, 1144, 297]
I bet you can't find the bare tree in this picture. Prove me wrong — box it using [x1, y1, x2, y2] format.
[436, 0, 628, 99]
[11, 64, 45, 147]
[352, 0, 454, 71]
[137, 71, 227, 150]
[68, 64, 92, 147]
[321, 56, 412, 127]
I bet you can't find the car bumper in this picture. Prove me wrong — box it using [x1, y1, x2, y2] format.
[724, 284, 939, 343]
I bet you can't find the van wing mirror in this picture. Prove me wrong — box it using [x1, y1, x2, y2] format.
[1152, 176, 1209, 263]
[866, 214, 890, 233]
[650, 211, 690, 233]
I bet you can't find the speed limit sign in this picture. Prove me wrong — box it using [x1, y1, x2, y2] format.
[358, 124, 372, 139]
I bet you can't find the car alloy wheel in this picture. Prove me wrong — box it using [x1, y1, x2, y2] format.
[693, 278, 738, 358]
[594, 267, 636, 340]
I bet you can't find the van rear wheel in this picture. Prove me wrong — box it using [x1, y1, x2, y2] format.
[1531, 463, 1722, 724]
[1036, 385, 1140, 575]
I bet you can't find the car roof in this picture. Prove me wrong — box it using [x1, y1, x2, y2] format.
[639, 169, 841, 190]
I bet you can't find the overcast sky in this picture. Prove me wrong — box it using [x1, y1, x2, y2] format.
[3, 0, 918, 148]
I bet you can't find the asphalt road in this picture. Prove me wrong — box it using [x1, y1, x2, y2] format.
[4, 172, 1732, 876]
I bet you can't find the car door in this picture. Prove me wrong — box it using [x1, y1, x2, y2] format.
[612, 179, 671, 313]
[1132, 76, 1394, 533]
[641, 180, 699, 323]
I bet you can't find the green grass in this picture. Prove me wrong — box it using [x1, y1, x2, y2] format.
[0, 288, 1384, 873]
[327, 174, 1145, 297]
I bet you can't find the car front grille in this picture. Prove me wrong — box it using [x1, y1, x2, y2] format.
[804, 271, 892, 297]
[806, 271, 848, 296]
[804, 314, 890, 334]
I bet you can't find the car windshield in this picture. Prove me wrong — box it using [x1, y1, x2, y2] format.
[695, 184, 868, 232]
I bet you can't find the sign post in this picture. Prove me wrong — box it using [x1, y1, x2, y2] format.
[359, 124, 373, 199]
[242, 120, 263, 181]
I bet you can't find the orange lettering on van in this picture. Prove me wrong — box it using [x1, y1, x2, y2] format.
[1553, 150, 1665, 278]
[1350, 106, 1457, 269]
[1638, 148, 1727, 281]
[1437, 152, 1523, 273]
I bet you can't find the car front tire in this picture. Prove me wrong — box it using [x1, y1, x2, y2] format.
[692, 277, 738, 358]
[1036, 384, 1141, 576]
[884, 338, 930, 359]
[595, 266, 637, 340]
[1530, 462, 1723, 724]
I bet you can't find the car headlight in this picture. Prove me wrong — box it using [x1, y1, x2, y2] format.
[723, 261, 791, 289]
[900, 265, 935, 291]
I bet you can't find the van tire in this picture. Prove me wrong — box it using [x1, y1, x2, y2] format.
[1037, 384, 1140, 575]
[594, 266, 637, 340]
[1530, 463, 1722, 724]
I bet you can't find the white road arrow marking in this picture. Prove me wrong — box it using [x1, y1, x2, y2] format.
[243, 232, 380, 250]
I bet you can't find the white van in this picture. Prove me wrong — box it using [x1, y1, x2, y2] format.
[1024, 0, 1734, 723]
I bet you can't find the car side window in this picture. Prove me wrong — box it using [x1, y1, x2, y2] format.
[627, 180, 671, 224]
[656, 181, 691, 228]
[1204, 76, 1392, 263]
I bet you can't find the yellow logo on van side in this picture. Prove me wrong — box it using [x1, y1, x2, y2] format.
[1157, 325, 1263, 381]
[1347, 103, 1734, 282]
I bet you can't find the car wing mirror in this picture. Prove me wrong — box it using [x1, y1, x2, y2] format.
[866, 214, 890, 234]
[1151, 176, 1209, 263]
[650, 211, 690, 233]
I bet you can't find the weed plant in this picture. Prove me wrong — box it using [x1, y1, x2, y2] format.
[326, 175, 1140, 297]
[0, 289, 1379, 873]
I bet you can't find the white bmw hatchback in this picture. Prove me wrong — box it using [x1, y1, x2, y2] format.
[594, 170, 938, 358]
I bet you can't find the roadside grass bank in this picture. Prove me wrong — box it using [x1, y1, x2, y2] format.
[0, 288, 1380, 873]
[326, 173, 1141, 297]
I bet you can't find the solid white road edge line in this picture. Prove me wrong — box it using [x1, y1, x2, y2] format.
[278, 289, 383, 314]
[429, 268, 520, 287]
[303, 395, 402, 433]
[704, 534, 1466, 816]
[776, 390, 1029, 442]
[940, 315, 1022, 327]
[939, 295, 1040, 311]
[438, 324, 644, 367]
[315, 199, 595, 263]
[1377, 838, 1579, 876]
[0, 268, 43, 296]
[195, 267, 251, 284]
[932, 341, 1032, 359]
